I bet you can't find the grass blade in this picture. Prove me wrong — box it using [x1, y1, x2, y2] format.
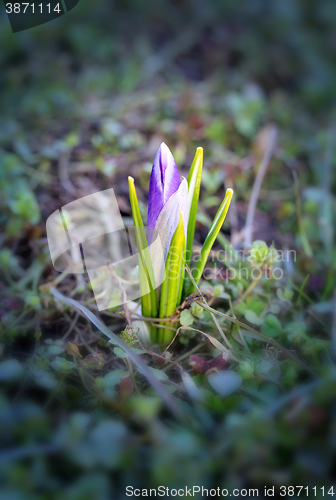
[50, 288, 184, 418]
[196, 300, 315, 374]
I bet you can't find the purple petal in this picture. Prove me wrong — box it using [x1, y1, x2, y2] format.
[147, 143, 180, 230]
[150, 178, 189, 291]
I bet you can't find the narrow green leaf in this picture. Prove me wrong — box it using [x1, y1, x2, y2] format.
[128, 177, 157, 340]
[186, 147, 203, 268]
[159, 213, 185, 343]
[128, 178, 151, 316]
[196, 211, 238, 261]
[184, 188, 233, 296]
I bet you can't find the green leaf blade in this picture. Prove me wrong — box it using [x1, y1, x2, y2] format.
[186, 147, 203, 269]
[159, 213, 185, 343]
[185, 188, 233, 296]
[128, 177, 158, 340]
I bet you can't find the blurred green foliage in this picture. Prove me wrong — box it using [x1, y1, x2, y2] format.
[0, 0, 336, 498]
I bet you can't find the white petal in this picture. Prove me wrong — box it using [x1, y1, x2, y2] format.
[154, 177, 189, 261]
[150, 178, 189, 293]
[127, 301, 151, 345]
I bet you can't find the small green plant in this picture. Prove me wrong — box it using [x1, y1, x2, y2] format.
[128, 143, 233, 343]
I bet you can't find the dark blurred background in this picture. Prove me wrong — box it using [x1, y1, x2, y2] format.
[1, 1, 336, 499]
[2, 0, 336, 110]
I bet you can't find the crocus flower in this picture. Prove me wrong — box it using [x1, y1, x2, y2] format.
[147, 143, 189, 261]
[128, 141, 233, 345]
[148, 143, 181, 229]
